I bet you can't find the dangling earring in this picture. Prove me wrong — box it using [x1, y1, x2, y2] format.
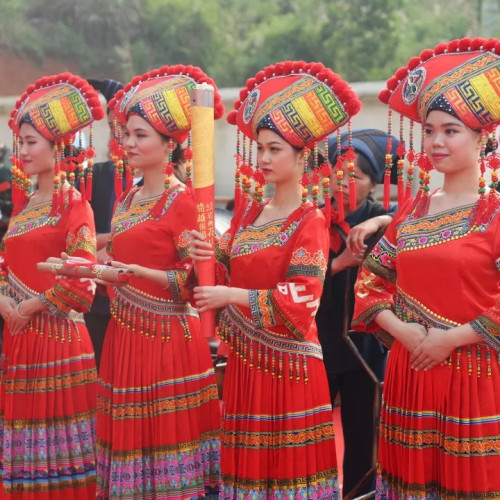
[300, 147, 310, 205]
[164, 138, 175, 191]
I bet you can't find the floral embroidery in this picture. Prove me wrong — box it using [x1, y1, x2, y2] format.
[66, 225, 96, 255]
[111, 185, 183, 238]
[231, 213, 302, 257]
[365, 236, 397, 283]
[396, 205, 480, 253]
[6, 203, 59, 239]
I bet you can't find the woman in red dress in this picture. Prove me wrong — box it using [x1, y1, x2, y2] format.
[352, 38, 500, 498]
[95, 66, 224, 499]
[0, 74, 104, 499]
[190, 61, 361, 499]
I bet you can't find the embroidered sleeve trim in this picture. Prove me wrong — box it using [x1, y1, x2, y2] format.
[66, 225, 97, 256]
[166, 270, 187, 302]
[273, 301, 305, 341]
[364, 255, 397, 284]
[470, 316, 500, 352]
[249, 289, 276, 329]
[352, 302, 394, 331]
[286, 264, 325, 282]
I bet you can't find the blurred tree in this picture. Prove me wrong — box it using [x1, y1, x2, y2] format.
[1, 0, 499, 87]
[24, 0, 142, 79]
[0, 0, 41, 59]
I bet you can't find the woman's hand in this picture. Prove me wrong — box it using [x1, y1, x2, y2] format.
[0, 294, 16, 321]
[411, 327, 454, 371]
[331, 246, 364, 275]
[5, 299, 37, 336]
[90, 260, 139, 287]
[346, 215, 392, 255]
[193, 285, 231, 312]
[188, 230, 214, 262]
[397, 322, 428, 353]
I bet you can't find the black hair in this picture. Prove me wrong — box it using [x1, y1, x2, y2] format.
[351, 151, 378, 186]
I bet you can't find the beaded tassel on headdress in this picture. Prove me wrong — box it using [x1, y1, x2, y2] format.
[320, 138, 333, 224]
[396, 114, 406, 205]
[184, 134, 193, 190]
[334, 129, 345, 221]
[405, 120, 415, 200]
[86, 124, 94, 201]
[383, 110, 393, 210]
[311, 144, 320, 208]
[344, 122, 357, 210]
[234, 130, 243, 211]
[10, 135, 30, 214]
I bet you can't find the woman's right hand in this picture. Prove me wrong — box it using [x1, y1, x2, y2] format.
[398, 322, 428, 353]
[188, 229, 214, 262]
[0, 294, 16, 320]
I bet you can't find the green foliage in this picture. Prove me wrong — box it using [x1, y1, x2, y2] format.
[1, 0, 499, 86]
[0, 0, 42, 59]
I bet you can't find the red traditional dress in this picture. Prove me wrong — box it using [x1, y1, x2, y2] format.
[0, 192, 98, 499]
[352, 193, 500, 499]
[96, 184, 221, 499]
[216, 201, 339, 499]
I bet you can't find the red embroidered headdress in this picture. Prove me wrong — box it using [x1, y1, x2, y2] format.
[9, 73, 105, 215]
[227, 61, 362, 221]
[108, 65, 225, 214]
[379, 37, 500, 218]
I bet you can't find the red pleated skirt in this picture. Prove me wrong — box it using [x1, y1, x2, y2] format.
[0, 315, 98, 500]
[96, 305, 221, 499]
[218, 306, 340, 499]
[377, 340, 500, 499]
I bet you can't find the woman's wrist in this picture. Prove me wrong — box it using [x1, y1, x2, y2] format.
[18, 298, 44, 317]
[330, 255, 346, 275]
[15, 302, 32, 319]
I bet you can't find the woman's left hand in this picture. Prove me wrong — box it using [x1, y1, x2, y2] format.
[411, 327, 453, 371]
[194, 285, 231, 312]
[6, 301, 32, 336]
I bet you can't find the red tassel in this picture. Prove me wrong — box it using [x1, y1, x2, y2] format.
[397, 172, 405, 205]
[349, 179, 356, 210]
[324, 194, 331, 229]
[125, 166, 133, 192]
[336, 188, 344, 221]
[383, 173, 391, 210]
[114, 163, 123, 200]
[234, 183, 242, 213]
[86, 173, 92, 201]
[59, 173, 66, 209]
[149, 190, 169, 220]
[79, 174, 86, 203]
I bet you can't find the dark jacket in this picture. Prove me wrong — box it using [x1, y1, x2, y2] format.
[316, 198, 394, 377]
